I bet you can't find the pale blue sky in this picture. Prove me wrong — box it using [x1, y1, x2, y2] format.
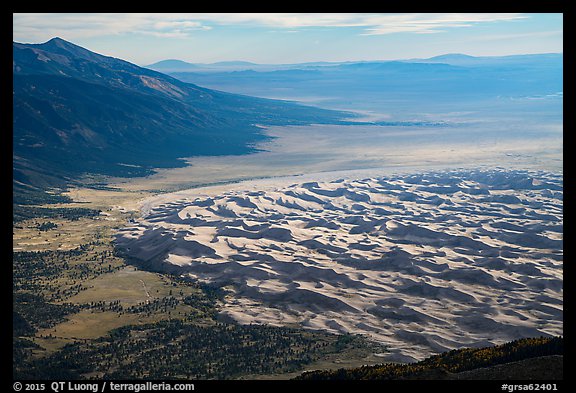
[13, 13, 563, 65]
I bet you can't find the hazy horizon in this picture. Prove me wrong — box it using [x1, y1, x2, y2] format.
[143, 51, 562, 68]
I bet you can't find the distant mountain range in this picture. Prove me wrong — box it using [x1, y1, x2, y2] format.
[149, 52, 562, 119]
[146, 52, 563, 73]
[13, 38, 346, 201]
[411, 52, 563, 66]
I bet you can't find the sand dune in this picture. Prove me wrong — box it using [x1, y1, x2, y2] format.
[115, 168, 563, 362]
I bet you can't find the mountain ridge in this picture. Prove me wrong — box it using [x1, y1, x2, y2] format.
[295, 336, 563, 380]
[13, 38, 347, 204]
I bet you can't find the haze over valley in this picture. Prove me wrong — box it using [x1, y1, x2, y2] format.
[116, 53, 562, 192]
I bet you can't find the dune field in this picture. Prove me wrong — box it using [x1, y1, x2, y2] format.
[115, 168, 563, 362]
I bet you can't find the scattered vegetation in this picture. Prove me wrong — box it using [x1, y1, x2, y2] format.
[13, 244, 122, 299]
[37, 221, 58, 231]
[13, 187, 72, 206]
[16, 320, 364, 380]
[296, 336, 564, 380]
[13, 205, 101, 224]
[13, 293, 80, 332]
[13, 186, 101, 223]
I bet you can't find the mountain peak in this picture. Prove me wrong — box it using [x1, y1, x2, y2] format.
[430, 53, 476, 59]
[146, 59, 200, 72]
[14, 37, 197, 100]
[40, 37, 86, 52]
[45, 36, 69, 45]
[36, 37, 108, 62]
